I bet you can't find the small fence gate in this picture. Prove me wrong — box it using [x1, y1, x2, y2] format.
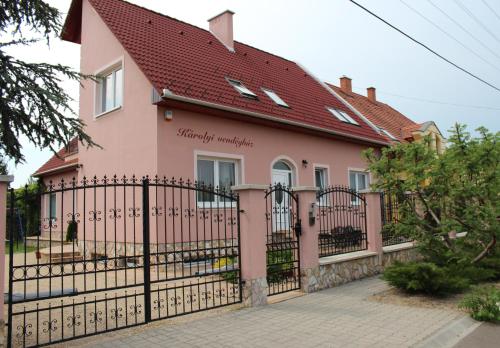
[264, 184, 301, 295]
[316, 186, 368, 257]
[6, 176, 242, 347]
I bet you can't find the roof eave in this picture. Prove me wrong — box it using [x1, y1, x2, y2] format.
[60, 0, 83, 44]
[33, 163, 80, 178]
[159, 90, 390, 147]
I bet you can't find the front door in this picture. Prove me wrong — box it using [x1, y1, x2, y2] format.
[272, 168, 292, 231]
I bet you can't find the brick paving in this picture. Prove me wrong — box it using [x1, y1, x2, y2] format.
[77, 277, 465, 348]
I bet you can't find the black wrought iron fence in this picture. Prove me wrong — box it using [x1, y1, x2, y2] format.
[380, 191, 413, 246]
[316, 186, 367, 257]
[6, 175, 241, 348]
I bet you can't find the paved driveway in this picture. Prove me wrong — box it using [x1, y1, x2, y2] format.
[74, 277, 469, 348]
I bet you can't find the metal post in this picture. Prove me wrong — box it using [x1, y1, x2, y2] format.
[142, 178, 151, 323]
[7, 188, 15, 348]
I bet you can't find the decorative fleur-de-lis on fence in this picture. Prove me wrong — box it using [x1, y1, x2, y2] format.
[128, 207, 140, 218]
[110, 308, 123, 319]
[201, 291, 212, 301]
[184, 208, 195, 218]
[109, 208, 122, 220]
[66, 212, 81, 224]
[213, 213, 223, 223]
[153, 298, 165, 310]
[42, 217, 58, 229]
[89, 210, 102, 222]
[186, 293, 197, 304]
[168, 207, 179, 217]
[170, 296, 182, 307]
[89, 311, 102, 323]
[199, 210, 209, 220]
[228, 286, 239, 296]
[215, 288, 226, 299]
[67, 314, 81, 328]
[265, 212, 271, 221]
[129, 304, 142, 316]
[152, 206, 163, 217]
[42, 319, 57, 333]
[16, 323, 32, 339]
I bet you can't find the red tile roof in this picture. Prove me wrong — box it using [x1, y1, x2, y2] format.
[62, 0, 388, 145]
[328, 84, 417, 142]
[33, 138, 79, 176]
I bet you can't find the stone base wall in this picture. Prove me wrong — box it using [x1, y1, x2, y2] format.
[242, 277, 268, 307]
[301, 246, 419, 293]
[382, 246, 420, 267]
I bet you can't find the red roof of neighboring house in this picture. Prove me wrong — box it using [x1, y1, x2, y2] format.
[33, 138, 79, 177]
[328, 84, 417, 142]
[62, 0, 388, 145]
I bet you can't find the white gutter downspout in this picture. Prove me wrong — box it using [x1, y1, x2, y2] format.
[160, 89, 389, 146]
[295, 61, 384, 136]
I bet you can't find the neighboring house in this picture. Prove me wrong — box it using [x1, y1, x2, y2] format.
[328, 77, 445, 153]
[33, 0, 391, 239]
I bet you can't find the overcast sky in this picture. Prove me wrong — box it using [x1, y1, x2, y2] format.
[6, 0, 500, 187]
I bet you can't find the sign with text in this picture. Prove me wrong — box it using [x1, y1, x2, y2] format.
[176, 128, 254, 148]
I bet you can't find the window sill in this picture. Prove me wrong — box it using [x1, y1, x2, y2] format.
[319, 250, 378, 266]
[94, 105, 122, 119]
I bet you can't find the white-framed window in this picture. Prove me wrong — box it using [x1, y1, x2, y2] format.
[262, 88, 289, 107]
[315, 168, 327, 191]
[326, 107, 359, 125]
[197, 157, 239, 205]
[47, 193, 57, 220]
[349, 170, 369, 204]
[96, 64, 123, 115]
[315, 167, 328, 205]
[379, 127, 398, 141]
[227, 78, 257, 99]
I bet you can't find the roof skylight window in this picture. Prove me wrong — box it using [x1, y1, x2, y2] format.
[379, 128, 398, 141]
[227, 79, 257, 99]
[262, 88, 289, 107]
[326, 107, 359, 125]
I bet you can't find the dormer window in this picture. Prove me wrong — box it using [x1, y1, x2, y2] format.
[326, 107, 359, 125]
[227, 79, 257, 99]
[96, 64, 123, 115]
[262, 88, 289, 107]
[379, 128, 398, 141]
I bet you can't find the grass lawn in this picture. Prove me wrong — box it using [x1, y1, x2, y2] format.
[5, 242, 37, 254]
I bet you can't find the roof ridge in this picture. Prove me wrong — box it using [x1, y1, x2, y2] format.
[327, 82, 417, 126]
[116, 0, 296, 65]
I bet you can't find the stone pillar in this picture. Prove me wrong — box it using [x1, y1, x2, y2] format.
[361, 190, 383, 255]
[231, 184, 268, 307]
[293, 186, 320, 293]
[0, 175, 14, 347]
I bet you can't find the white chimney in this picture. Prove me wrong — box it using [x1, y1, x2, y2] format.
[208, 10, 235, 52]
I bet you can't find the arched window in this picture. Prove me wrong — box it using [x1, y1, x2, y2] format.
[273, 161, 291, 171]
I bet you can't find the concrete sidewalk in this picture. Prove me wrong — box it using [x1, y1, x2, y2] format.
[74, 277, 474, 348]
[453, 322, 500, 348]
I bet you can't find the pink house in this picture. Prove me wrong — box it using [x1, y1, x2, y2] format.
[33, 0, 390, 236]
[5, 2, 428, 345]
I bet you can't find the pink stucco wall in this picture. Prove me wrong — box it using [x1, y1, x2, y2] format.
[38, 0, 378, 250]
[156, 107, 371, 187]
[40, 171, 78, 240]
[77, 0, 158, 179]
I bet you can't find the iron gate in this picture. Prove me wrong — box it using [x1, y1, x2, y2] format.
[6, 176, 241, 347]
[264, 184, 301, 295]
[316, 186, 367, 257]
